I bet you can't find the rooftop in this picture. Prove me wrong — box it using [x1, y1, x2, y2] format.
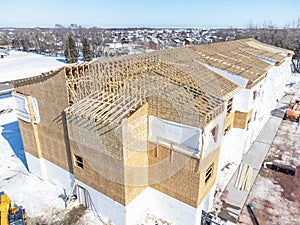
[188, 38, 293, 88]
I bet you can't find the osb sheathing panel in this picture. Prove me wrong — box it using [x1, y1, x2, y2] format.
[67, 116, 127, 205]
[38, 124, 70, 171]
[70, 139, 126, 205]
[67, 116, 124, 160]
[17, 120, 39, 158]
[14, 69, 71, 171]
[233, 109, 253, 129]
[14, 69, 69, 126]
[123, 103, 149, 205]
[224, 112, 235, 132]
[148, 145, 201, 207]
[197, 147, 220, 205]
[148, 97, 200, 128]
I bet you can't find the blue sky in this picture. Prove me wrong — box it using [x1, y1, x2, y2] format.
[1, 0, 299, 28]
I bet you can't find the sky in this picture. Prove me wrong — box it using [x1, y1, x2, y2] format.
[0, 0, 299, 28]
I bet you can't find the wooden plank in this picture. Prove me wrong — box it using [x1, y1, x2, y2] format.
[245, 166, 253, 192]
[107, 98, 137, 123]
[236, 164, 248, 190]
[95, 95, 129, 121]
[235, 165, 242, 188]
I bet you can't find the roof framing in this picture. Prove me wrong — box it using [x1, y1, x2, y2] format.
[65, 48, 240, 127]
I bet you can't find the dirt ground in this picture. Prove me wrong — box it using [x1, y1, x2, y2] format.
[238, 119, 300, 225]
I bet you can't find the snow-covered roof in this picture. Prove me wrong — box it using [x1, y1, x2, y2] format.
[0, 50, 65, 83]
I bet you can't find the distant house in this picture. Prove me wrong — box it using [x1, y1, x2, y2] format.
[103, 42, 130, 57]
[143, 37, 164, 51]
[183, 38, 195, 46]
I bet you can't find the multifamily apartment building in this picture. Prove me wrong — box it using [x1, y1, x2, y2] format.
[1, 39, 292, 225]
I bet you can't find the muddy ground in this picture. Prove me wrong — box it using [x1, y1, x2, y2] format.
[238, 119, 300, 225]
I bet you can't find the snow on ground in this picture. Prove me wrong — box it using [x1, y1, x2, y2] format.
[0, 117, 60, 215]
[285, 72, 300, 96]
[0, 113, 64, 215]
[216, 162, 239, 192]
[135, 210, 172, 225]
[0, 50, 66, 83]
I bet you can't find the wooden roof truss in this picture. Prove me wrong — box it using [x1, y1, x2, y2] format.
[65, 48, 237, 127]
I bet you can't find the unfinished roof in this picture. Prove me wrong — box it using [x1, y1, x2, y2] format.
[188, 38, 293, 88]
[65, 48, 241, 128]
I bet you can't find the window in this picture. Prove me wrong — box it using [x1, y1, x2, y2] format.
[211, 125, 218, 142]
[224, 125, 231, 136]
[254, 112, 257, 121]
[246, 119, 251, 131]
[253, 91, 257, 101]
[74, 154, 84, 169]
[205, 163, 214, 184]
[227, 98, 233, 115]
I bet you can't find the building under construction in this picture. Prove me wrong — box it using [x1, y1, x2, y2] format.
[8, 39, 293, 225]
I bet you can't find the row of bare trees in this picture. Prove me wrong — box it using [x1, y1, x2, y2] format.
[0, 24, 112, 60]
[1, 24, 300, 65]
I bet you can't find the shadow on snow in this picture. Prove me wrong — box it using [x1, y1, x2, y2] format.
[1, 121, 28, 170]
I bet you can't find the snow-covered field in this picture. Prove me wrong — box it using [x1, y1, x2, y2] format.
[0, 50, 65, 82]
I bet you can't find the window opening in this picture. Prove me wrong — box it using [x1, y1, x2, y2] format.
[205, 163, 214, 184]
[227, 98, 233, 115]
[74, 154, 84, 169]
[211, 125, 218, 142]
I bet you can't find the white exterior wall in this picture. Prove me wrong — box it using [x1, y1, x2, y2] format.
[232, 88, 253, 113]
[66, 183, 217, 225]
[25, 152, 74, 193]
[25, 152, 45, 178]
[202, 111, 226, 159]
[75, 180, 126, 225]
[128, 186, 216, 225]
[220, 87, 257, 171]
[221, 56, 292, 170]
[249, 56, 292, 146]
[219, 128, 246, 170]
[137, 187, 198, 225]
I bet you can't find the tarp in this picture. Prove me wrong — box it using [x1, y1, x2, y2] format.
[13, 94, 40, 123]
[148, 116, 202, 156]
[205, 64, 249, 88]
